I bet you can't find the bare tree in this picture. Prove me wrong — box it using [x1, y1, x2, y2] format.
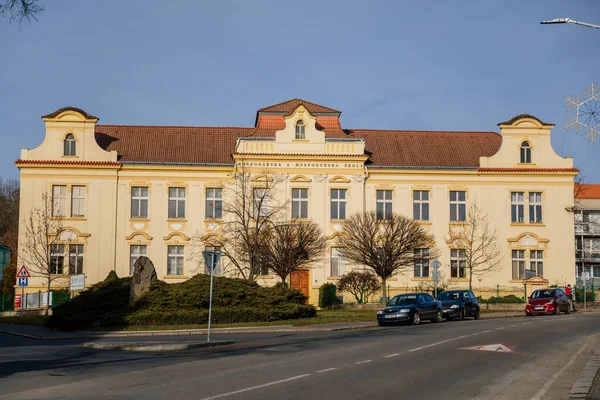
[19, 192, 68, 315]
[337, 270, 381, 304]
[191, 168, 289, 281]
[414, 270, 454, 296]
[0, 0, 44, 23]
[336, 211, 439, 304]
[0, 178, 19, 295]
[446, 204, 503, 290]
[255, 221, 325, 287]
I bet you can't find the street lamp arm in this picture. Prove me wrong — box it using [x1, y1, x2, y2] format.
[540, 17, 600, 29]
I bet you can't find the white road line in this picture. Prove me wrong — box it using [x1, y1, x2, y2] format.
[510, 324, 518, 327]
[496, 327, 504, 330]
[316, 368, 338, 373]
[199, 374, 311, 400]
[409, 334, 471, 352]
[481, 330, 491, 333]
[471, 332, 480, 336]
[354, 360, 372, 365]
[530, 333, 598, 400]
[562, 317, 575, 320]
[384, 353, 400, 358]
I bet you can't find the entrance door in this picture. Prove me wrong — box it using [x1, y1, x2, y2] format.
[290, 270, 310, 304]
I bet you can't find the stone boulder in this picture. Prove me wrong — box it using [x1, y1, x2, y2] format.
[129, 256, 157, 305]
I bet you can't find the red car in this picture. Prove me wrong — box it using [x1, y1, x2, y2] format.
[525, 288, 571, 316]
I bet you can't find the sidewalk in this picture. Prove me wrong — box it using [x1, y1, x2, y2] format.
[0, 310, 526, 340]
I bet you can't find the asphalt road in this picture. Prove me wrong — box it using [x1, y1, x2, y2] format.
[1, 312, 600, 400]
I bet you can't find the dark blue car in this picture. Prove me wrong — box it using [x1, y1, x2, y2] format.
[377, 293, 443, 326]
[436, 290, 480, 320]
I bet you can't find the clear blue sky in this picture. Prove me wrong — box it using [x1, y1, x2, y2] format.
[1, 0, 598, 181]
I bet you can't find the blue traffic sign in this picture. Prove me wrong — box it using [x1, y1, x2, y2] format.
[18, 277, 28, 287]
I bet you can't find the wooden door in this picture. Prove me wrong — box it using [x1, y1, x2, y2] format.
[290, 270, 310, 304]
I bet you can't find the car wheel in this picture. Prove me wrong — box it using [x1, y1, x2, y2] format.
[474, 308, 480, 320]
[378, 321, 385, 327]
[459, 309, 465, 321]
[554, 305, 559, 315]
[566, 305, 571, 314]
[410, 311, 420, 325]
[432, 310, 443, 323]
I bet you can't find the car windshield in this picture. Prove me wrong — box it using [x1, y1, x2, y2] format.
[531, 290, 555, 299]
[388, 295, 418, 306]
[437, 292, 461, 301]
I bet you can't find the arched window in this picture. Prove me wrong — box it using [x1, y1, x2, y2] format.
[64, 134, 76, 156]
[295, 120, 305, 139]
[520, 141, 531, 164]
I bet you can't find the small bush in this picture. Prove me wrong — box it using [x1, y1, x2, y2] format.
[319, 283, 340, 308]
[485, 294, 524, 304]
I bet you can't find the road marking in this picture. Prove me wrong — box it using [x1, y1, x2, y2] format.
[460, 343, 517, 354]
[384, 353, 400, 358]
[496, 327, 504, 330]
[471, 332, 480, 336]
[354, 360, 372, 365]
[199, 374, 311, 399]
[562, 317, 575, 320]
[481, 330, 491, 333]
[510, 324, 518, 327]
[530, 333, 598, 400]
[409, 334, 471, 352]
[317, 368, 338, 373]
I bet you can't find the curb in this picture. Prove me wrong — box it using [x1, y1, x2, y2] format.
[568, 351, 600, 399]
[83, 340, 235, 352]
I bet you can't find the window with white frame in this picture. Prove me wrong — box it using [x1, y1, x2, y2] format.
[520, 141, 531, 164]
[330, 248, 345, 276]
[413, 190, 430, 221]
[512, 249, 526, 279]
[449, 191, 466, 222]
[292, 188, 308, 219]
[253, 188, 270, 218]
[414, 248, 430, 278]
[511, 192, 524, 223]
[167, 245, 184, 275]
[131, 187, 149, 218]
[168, 188, 186, 219]
[64, 134, 76, 156]
[205, 188, 222, 219]
[330, 189, 347, 220]
[52, 185, 67, 217]
[376, 190, 393, 220]
[68, 244, 84, 275]
[529, 192, 542, 223]
[450, 249, 466, 278]
[71, 185, 86, 217]
[130, 245, 147, 275]
[295, 120, 305, 139]
[50, 244, 64, 274]
[530, 250, 544, 277]
[204, 246, 221, 275]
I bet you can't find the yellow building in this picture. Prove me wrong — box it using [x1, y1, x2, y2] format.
[16, 99, 578, 305]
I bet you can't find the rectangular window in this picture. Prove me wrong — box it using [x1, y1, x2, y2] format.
[529, 192, 542, 223]
[130, 245, 147, 275]
[450, 249, 466, 278]
[512, 250, 526, 279]
[68, 244, 84, 275]
[205, 188, 222, 219]
[52, 185, 67, 217]
[414, 248, 430, 278]
[449, 191, 466, 222]
[530, 250, 544, 277]
[330, 189, 347, 220]
[413, 190, 430, 221]
[292, 188, 308, 219]
[330, 248, 345, 276]
[510, 192, 524, 223]
[253, 188, 270, 218]
[50, 244, 64, 274]
[204, 246, 221, 275]
[167, 245, 184, 275]
[376, 190, 393, 220]
[131, 187, 149, 218]
[71, 185, 86, 217]
[168, 187, 186, 219]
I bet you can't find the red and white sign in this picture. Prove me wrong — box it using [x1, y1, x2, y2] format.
[14, 294, 22, 309]
[16, 265, 31, 278]
[460, 343, 517, 354]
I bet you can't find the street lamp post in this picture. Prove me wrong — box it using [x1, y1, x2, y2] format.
[540, 18, 600, 30]
[202, 250, 220, 342]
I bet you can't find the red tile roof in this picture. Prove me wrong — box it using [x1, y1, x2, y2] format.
[497, 114, 553, 127]
[478, 167, 579, 173]
[42, 107, 99, 120]
[258, 98, 341, 114]
[575, 184, 600, 199]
